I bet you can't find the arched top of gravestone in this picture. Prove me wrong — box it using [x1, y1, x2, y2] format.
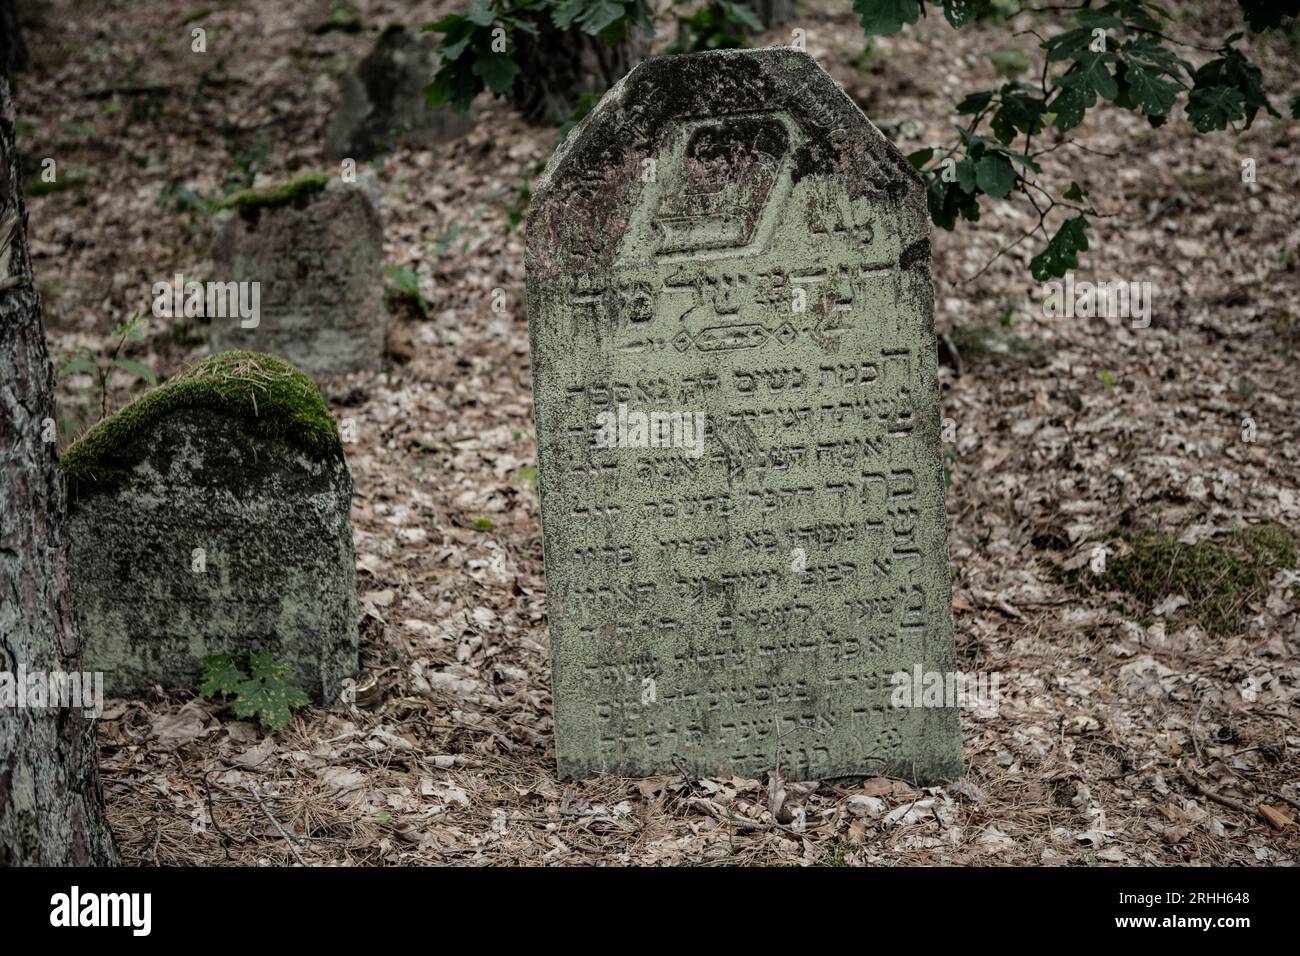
[526, 47, 928, 280]
[60, 351, 345, 493]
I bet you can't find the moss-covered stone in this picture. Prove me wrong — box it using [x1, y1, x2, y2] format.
[60, 351, 343, 486]
[212, 173, 330, 214]
[209, 184, 385, 374]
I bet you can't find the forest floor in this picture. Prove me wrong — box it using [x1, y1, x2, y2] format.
[12, 0, 1300, 865]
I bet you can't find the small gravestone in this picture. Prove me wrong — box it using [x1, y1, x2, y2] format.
[210, 176, 384, 375]
[528, 49, 961, 783]
[324, 24, 474, 160]
[63, 352, 359, 704]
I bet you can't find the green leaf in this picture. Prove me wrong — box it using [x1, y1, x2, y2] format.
[1237, 0, 1300, 32]
[942, 0, 979, 29]
[1030, 215, 1089, 281]
[975, 153, 1015, 198]
[991, 85, 1047, 144]
[424, 14, 467, 34]
[439, 31, 475, 62]
[1186, 83, 1245, 132]
[473, 49, 520, 97]
[956, 90, 994, 115]
[232, 654, 310, 732]
[552, 0, 584, 29]
[577, 0, 630, 35]
[906, 147, 934, 170]
[58, 354, 98, 379]
[1063, 180, 1086, 202]
[1057, 52, 1118, 102]
[110, 358, 157, 386]
[1121, 59, 1181, 118]
[1042, 26, 1093, 62]
[1291, 94, 1300, 119]
[464, 0, 496, 27]
[853, 0, 922, 36]
[954, 158, 977, 193]
[1051, 86, 1090, 131]
[200, 654, 247, 700]
[926, 175, 981, 232]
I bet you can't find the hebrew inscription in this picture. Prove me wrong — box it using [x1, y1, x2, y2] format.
[528, 49, 961, 782]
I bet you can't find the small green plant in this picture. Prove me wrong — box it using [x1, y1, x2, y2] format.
[25, 162, 94, 198]
[942, 445, 957, 490]
[384, 266, 431, 317]
[473, 516, 495, 530]
[200, 653, 310, 732]
[852, 38, 883, 75]
[861, 0, 1299, 280]
[556, 93, 601, 143]
[434, 222, 467, 257]
[506, 170, 534, 232]
[1073, 525, 1296, 637]
[986, 47, 1029, 80]
[423, 0, 653, 116]
[158, 181, 215, 235]
[221, 132, 270, 196]
[1272, 313, 1300, 356]
[948, 318, 1046, 370]
[667, 0, 762, 54]
[315, 1, 363, 34]
[821, 839, 854, 866]
[57, 312, 157, 423]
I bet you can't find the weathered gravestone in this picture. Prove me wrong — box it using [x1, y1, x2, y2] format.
[324, 24, 474, 161]
[528, 49, 961, 783]
[62, 352, 358, 704]
[210, 176, 384, 375]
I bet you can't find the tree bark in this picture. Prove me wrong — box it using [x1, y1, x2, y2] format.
[0, 0, 28, 75]
[0, 74, 117, 865]
[512, 22, 648, 126]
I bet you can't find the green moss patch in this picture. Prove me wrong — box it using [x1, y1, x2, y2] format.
[948, 320, 1047, 370]
[1072, 525, 1296, 636]
[212, 173, 330, 214]
[60, 351, 343, 485]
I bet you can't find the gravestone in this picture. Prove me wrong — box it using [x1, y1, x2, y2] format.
[324, 25, 474, 161]
[210, 177, 384, 375]
[528, 49, 961, 783]
[62, 352, 359, 704]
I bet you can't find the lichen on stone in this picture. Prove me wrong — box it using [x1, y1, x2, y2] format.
[212, 173, 330, 214]
[60, 351, 344, 485]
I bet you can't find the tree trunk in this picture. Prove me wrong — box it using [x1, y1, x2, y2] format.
[0, 0, 28, 75]
[512, 22, 648, 126]
[752, 0, 796, 30]
[0, 74, 117, 865]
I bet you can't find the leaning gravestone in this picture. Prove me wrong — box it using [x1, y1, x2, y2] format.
[528, 49, 961, 783]
[324, 24, 475, 160]
[62, 351, 358, 704]
[210, 176, 384, 375]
